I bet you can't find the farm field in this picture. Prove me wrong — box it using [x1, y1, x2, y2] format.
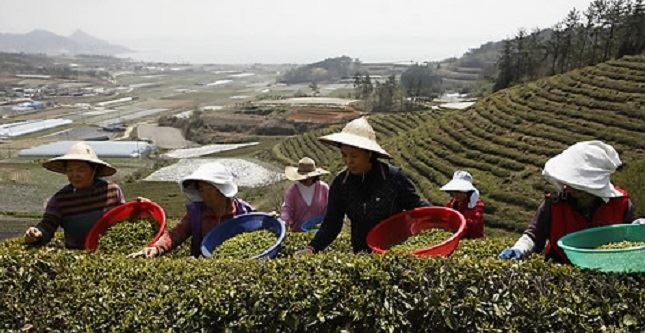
[274, 55, 645, 231]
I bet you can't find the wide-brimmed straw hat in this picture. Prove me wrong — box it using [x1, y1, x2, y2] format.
[542, 140, 623, 200]
[318, 117, 391, 158]
[285, 157, 329, 181]
[180, 162, 238, 201]
[42, 142, 116, 177]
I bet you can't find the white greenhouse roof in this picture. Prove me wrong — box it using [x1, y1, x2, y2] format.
[19, 140, 155, 158]
[0, 119, 72, 138]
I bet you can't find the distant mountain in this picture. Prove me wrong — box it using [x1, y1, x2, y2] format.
[0, 29, 131, 55]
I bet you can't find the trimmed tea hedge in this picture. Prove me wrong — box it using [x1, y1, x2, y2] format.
[273, 55, 645, 230]
[1, 229, 644, 332]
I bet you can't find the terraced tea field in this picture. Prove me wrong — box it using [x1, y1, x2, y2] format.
[273, 55, 645, 231]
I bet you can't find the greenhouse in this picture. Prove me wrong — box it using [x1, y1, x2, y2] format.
[0, 119, 72, 138]
[19, 140, 155, 157]
[145, 157, 283, 187]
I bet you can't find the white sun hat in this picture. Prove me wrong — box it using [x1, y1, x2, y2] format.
[285, 157, 329, 181]
[318, 117, 391, 158]
[180, 162, 238, 201]
[42, 141, 116, 177]
[542, 140, 623, 201]
[441, 170, 480, 208]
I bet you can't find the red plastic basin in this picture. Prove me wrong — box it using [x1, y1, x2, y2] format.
[84, 201, 166, 251]
[367, 206, 466, 256]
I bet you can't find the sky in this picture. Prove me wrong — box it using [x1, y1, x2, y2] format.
[0, 0, 598, 64]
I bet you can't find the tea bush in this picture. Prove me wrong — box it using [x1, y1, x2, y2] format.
[273, 55, 645, 232]
[1, 229, 643, 332]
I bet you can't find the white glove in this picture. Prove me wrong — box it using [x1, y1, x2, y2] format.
[512, 234, 536, 256]
[127, 246, 163, 258]
[24, 227, 43, 244]
[295, 246, 314, 256]
[632, 218, 645, 225]
[499, 234, 535, 260]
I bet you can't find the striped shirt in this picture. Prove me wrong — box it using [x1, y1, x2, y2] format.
[35, 179, 125, 249]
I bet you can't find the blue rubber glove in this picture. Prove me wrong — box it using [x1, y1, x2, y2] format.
[498, 247, 523, 260]
[632, 218, 645, 225]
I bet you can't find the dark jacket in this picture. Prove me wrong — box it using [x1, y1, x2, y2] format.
[309, 160, 429, 253]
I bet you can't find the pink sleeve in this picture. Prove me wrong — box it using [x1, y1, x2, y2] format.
[280, 184, 297, 225]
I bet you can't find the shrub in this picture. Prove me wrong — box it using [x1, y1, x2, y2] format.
[1, 230, 643, 332]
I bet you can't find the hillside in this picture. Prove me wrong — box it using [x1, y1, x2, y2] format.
[0, 29, 131, 55]
[435, 40, 502, 93]
[274, 54, 645, 231]
[278, 56, 361, 84]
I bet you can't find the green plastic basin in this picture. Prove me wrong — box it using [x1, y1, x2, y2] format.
[557, 224, 645, 273]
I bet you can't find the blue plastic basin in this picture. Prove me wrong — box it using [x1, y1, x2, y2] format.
[300, 215, 324, 232]
[201, 213, 286, 259]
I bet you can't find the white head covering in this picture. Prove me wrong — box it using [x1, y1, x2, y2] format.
[542, 140, 623, 202]
[180, 162, 238, 202]
[42, 141, 116, 177]
[318, 117, 391, 158]
[440, 170, 480, 209]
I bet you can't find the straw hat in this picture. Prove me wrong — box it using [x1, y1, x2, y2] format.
[285, 157, 329, 181]
[42, 142, 116, 177]
[319, 117, 391, 158]
[180, 162, 238, 201]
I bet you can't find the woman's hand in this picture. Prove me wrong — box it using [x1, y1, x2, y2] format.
[24, 227, 43, 244]
[295, 245, 314, 256]
[127, 246, 162, 258]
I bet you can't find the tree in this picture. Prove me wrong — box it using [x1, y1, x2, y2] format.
[373, 75, 399, 112]
[400, 64, 442, 98]
[308, 82, 320, 96]
[352, 71, 373, 99]
[493, 40, 515, 91]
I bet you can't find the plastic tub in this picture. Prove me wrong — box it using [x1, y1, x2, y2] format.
[300, 215, 324, 232]
[84, 201, 166, 251]
[557, 224, 645, 272]
[367, 206, 466, 256]
[201, 213, 286, 259]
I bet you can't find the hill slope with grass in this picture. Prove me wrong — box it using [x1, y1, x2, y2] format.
[274, 54, 645, 231]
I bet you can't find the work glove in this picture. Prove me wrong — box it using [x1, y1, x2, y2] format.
[295, 245, 314, 256]
[127, 246, 163, 259]
[632, 218, 645, 225]
[24, 227, 43, 244]
[498, 248, 524, 260]
[267, 211, 281, 218]
[498, 234, 535, 260]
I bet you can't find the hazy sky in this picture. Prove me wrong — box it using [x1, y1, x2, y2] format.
[0, 0, 597, 64]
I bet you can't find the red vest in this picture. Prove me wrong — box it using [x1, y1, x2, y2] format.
[445, 198, 485, 238]
[545, 188, 629, 263]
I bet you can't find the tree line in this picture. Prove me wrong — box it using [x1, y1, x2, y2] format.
[494, 0, 645, 91]
[352, 63, 443, 112]
[278, 56, 361, 84]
